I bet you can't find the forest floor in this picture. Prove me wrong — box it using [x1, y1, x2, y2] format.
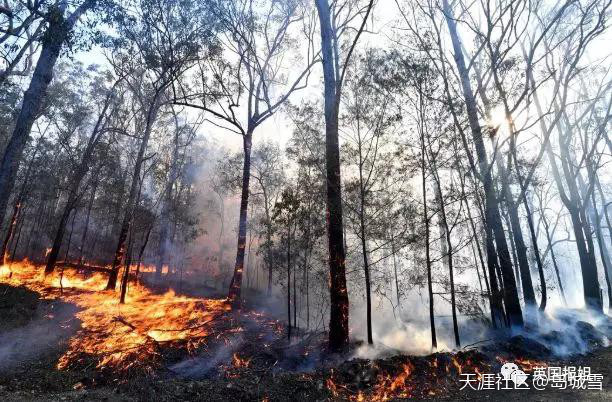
[0, 268, 611, 401]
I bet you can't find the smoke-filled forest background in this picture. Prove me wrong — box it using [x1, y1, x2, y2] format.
[1, 0, 611, 366]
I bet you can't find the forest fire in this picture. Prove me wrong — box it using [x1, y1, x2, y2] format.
[232, 353, 252, 368]
[0, 260, 230, 376]
[324, 352, 492, 400]
[496, 356, 548, 372]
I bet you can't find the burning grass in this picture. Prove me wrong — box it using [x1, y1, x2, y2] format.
[324, 351, 491, 400]
[0, 260, 231, 378]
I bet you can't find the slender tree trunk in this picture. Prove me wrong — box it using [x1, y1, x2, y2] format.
[391, 233, 401, 310]
[135, 225, 152, 283]
[120, 228, 134, 304]
[287, 227, 292, 340]
[545, 132, 602, 312]
[315, 0, 350, 351]
[443, 0, 522, 327]
[264, 192, 273, 295]
[589, 181, 612, 308]
[357, 127, 373, 345]
[360, 213, 373, 345]
[430, 160, 459, 348]
[63, 209, 77, 263]
[541, 209, 567, 305]
[523, 195, 547, 310]
[421, 128, 436, 350]
[594, 176, 611, 245]
[107, 96, 161, 290]
[228, 132, 253, 307]
[77, 178, 98, 267]
[155, 130, 180, 281]
[496, 154, 536, 314]
[2, 201, 22, 264]
[501, 208, 522, 294]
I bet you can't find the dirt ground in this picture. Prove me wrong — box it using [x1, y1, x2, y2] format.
[0, 283, 610, 401]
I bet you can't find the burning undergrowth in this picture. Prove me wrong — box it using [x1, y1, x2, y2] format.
[324, 351, 490, 400]
[1, 261, 610, 401]
[0, 260, 232, 380]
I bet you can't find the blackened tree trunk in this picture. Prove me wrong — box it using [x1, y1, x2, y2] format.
[315, 0, 350, 351]
[590, 189, 612, 308]
[499, 165, 537, 313]
[120, 228, 135, 304]
[545, 140, 602, 312]
[522, 195, 547, 310]
[287, 226, 292, 340]
[443, 0, 523, 327]
[540, 207, 567, 305]
[135, 224, 153, 283]
[77, 177, 98, 268]
[107, 96, 161, 290]
[421, 130, 436, 350]
[228, 132, 253, 307]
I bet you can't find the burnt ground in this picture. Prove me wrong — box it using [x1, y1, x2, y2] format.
[0, 282, 610, 401]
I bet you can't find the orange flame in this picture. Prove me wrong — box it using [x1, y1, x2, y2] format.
[1, 260, 230, 375]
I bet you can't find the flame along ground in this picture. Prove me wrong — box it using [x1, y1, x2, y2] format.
[1, 260, 556, 401]
[0, 260, 230, 374]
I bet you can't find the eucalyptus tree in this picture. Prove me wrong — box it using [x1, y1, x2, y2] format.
[153, 106, 200, 281]
[341, 52, 404, 345]
[313, 0, 375, 351]
[105, 0, 208, 289]
[172, 0, 317, 307]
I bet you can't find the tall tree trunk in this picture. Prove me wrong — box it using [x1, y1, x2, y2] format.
[106, 96, 161, 290]
[315, 0, 350, 351]
[594, 176, 612, 247]
[228, 132, 253, 307]
[135, 224, 153, 283]
[421, 127, 436, 350]
[390, 233, 401, 310]
[495, 146, 536, 315]
[443, 0, 523, 327]
[120, 228, 135, 304]
[0, 4, 90, 226]
[63, 209, 77, 263]
[544, 126, 602, 312]
[522, 195, 547, 310]
[287, 227, 292, 340]
[9, 206, 26, 263]
[264, 190, 273, 295]
[155, 128, 181, 281]
[359, 211, 373, 345]
[430, 157, 459, 348]
[540, 208, 567, 305]
[590, 190, 612, 309]
[77, 177, 98, 268]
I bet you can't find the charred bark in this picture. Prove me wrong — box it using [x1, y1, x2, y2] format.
[227, 132, 253, 307]
[315, 0, 351, 351]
